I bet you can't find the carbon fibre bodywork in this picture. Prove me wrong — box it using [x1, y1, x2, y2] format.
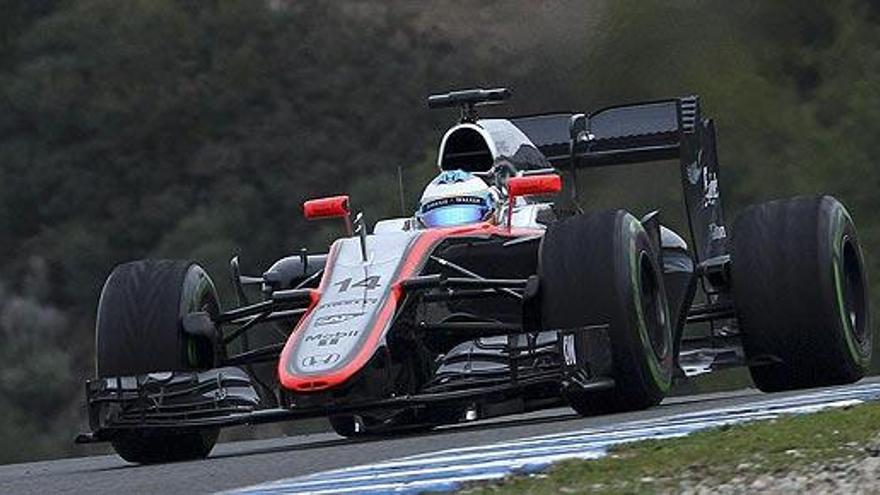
[80, 91, 744, 444]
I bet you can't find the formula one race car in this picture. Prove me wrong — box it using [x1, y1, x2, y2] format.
[77, 88, 873, 464]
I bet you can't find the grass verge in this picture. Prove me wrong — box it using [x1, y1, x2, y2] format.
[466, 402, 880, 494]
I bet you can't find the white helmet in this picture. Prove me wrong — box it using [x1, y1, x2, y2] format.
[416, 170, 498, 227]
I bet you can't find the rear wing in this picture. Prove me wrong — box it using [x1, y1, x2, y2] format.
[510, 96, 727, 264]
[508, 96, 701, 168]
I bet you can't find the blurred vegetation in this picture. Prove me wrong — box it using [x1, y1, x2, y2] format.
[0, 0, 877, 463]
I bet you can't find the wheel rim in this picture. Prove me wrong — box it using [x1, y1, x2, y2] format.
[185, 294, 218, 369]
[181, 265, 220, 369]
[638, 252, 669, 360]
[841, 237, 868, 345]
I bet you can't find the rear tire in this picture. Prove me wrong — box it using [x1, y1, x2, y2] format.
[540, 210, 673, 415]
[96, 259, 221, 463]
[731, 196, 872, 392]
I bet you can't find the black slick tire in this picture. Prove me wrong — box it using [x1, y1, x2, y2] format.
[540, 210, 673, 415]
[731, 195, 871, 392]
[96, 259, 221, 463]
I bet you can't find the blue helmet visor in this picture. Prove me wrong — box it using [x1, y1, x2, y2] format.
[418, 196, 492, 228]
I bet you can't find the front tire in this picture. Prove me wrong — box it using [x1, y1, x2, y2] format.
[329, 411, 436, 438]
[96, 259, 222, 463]
[731, 195, 872, 392]
[540, 210, 673, 415]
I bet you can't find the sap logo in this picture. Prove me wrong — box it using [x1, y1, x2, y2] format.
[304, 330, 359, 347]
[314, 313, 361, 327]
[301, 353, 341, 368]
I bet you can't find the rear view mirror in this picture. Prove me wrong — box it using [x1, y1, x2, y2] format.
[507, 174, 562, 198]
[303, 195, 352, 234]
[303, 195, 350, 220]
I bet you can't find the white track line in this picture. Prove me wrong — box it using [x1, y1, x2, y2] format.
[225, 382, 880, 495]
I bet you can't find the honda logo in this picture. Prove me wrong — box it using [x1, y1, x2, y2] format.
[301, 353, 341, 368]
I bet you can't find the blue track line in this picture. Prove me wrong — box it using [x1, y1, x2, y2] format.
[224, 382, 880, 495]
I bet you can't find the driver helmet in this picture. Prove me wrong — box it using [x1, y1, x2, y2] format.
[416, 170, 497, 228]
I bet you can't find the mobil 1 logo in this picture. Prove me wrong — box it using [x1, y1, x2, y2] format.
[304, 329, 360, 347]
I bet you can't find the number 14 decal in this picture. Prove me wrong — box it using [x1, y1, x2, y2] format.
[334, 276, 381, 293]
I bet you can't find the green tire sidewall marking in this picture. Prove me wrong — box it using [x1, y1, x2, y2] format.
[830, 205, 866, 367]
[181, 266, 218, 369]
[186, 337, 201, 368]
[626, 215, 671, 392]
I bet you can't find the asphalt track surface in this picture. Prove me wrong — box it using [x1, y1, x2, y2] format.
[4, 377, 879, 495]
